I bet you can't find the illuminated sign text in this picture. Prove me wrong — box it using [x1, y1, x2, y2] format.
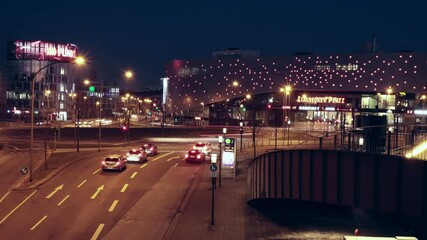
[296, 95, 345, 104]
[7, 40, 78, 63]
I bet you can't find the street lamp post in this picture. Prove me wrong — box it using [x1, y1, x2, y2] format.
[29, 57, 84, 182]
[239, 121, 243, 152]
[220, 127, 226, 188]
[98, 86, 102, 152]
[218, 135, 223, 188]
[44, 89, 51, 170]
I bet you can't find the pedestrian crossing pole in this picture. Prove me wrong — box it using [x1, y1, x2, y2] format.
[210, 154, 218, 225]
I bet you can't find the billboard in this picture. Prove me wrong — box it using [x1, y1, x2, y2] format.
[7, 40, 78, 63]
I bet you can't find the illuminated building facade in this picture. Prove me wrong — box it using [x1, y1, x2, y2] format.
[165, 50, 427, 126]
[5, 40, 80, 121]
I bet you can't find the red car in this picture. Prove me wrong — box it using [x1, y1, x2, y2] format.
[185, 150, 206, 163]
[102, 155, 127, 172]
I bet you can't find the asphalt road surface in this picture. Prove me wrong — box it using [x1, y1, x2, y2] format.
[0, 141, 208, 240]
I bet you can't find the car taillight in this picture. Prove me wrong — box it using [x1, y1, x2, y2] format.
[197, 155, 201, 159]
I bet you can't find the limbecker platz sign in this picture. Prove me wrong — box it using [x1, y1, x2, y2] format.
[7, 40, 78, 63]
[296, 95, 345, 104]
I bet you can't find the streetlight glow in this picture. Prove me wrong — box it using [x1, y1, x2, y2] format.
[75, 56, 85, 65]
[125, 70, 133, 79]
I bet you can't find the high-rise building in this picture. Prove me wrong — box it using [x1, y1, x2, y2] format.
[5, 40, 81, 122]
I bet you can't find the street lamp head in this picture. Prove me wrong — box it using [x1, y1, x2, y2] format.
[387, 87, 393, 95]
[245, 94, 251, 100]
[125, 70, 133, 79]
[285, 85, 292, 95]
[75, 56, 85, 65]
[223, 128, 227, 134]
[240, 122, 243, 127]
[232, 81, 239, 87]
[45, 90, 51, 96]
[84, 79, 90, 85]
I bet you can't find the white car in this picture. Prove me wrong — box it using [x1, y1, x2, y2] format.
[126, 149, 148, 163]
[193, 142, 212, 155]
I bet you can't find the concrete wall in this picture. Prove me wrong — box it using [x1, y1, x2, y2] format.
[247, 150, 427, 218]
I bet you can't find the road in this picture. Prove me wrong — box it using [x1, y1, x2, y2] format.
[0, 141, 208, 240]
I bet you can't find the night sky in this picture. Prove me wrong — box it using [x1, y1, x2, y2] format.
[1, 0, 427, 90]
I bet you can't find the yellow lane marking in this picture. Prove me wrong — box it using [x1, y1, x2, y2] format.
[152, 151, 175, 161]
[77, 179, 87, 188]
[130, 172, 138, 179]
[90, 223, 105, 240]
[57, 195, 70, 206]
[93, 169, 101, 175]
[166, 156, 180, 162]
[90, 185, 104, 200]
[120, 184, 129, 193]
[173, 163, 179, 167]
[0, 191, 10, 204]
[0, 190, 37, 225]
[108, 200, 119, 212]
[182, 158, 185, 161]
[46, 184, 64, 199]
[139, 163, 148, 169]
[30, 215, 47, 231]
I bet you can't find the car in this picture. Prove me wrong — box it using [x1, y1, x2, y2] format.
[185, 149, 206, 163]
[141, 143, 158, 156]
[193, 142, 212, 155]
[101, 155, 127, 172]
[126, 149, 148, 163]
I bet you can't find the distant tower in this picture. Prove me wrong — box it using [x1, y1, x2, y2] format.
[371, 32, 377, 53]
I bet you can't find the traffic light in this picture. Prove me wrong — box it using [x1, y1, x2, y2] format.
[267, 104, 271, 109]
[121, 125, 127, 131]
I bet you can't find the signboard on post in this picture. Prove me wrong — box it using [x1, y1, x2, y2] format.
[221, 137, 236, 181]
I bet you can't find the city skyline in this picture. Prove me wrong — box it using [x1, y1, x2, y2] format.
[1, 1, 427, 90]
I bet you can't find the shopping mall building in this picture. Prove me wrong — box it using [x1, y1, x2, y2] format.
[164, 49, 427, 128]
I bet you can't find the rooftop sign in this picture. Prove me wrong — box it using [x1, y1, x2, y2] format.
[7, 40, 78, 63]
[296, 95, 345, 104]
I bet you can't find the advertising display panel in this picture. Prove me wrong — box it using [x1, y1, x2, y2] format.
[7, 40, 78, 63]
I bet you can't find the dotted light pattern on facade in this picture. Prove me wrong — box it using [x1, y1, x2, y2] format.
[165, 52, 427, 112]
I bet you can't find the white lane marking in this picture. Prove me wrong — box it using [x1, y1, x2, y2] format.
[77, 179, 87, 188]
[140, 163, 148, 169]
[174, 163, 179, 167]
[90, 223, 105, 240]
[93, 169, 101, 175]
[30, 215, 47, 231]
[0, 191, 10, 204]
[166, 156, 180, 162]
[108, 200, 119, 212]
[0, 190, 37, 225]
[120, 184, 129, 193]
[152, 151, 175, 161]
[57, 195, 70, 206]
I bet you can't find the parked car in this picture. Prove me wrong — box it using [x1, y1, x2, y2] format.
[101, 155, 127, 172]
[193, 142, 212, 155]
[185, 150, 206, 163]
[126, 149, 148, 163]
[141, 143, 158, 156]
